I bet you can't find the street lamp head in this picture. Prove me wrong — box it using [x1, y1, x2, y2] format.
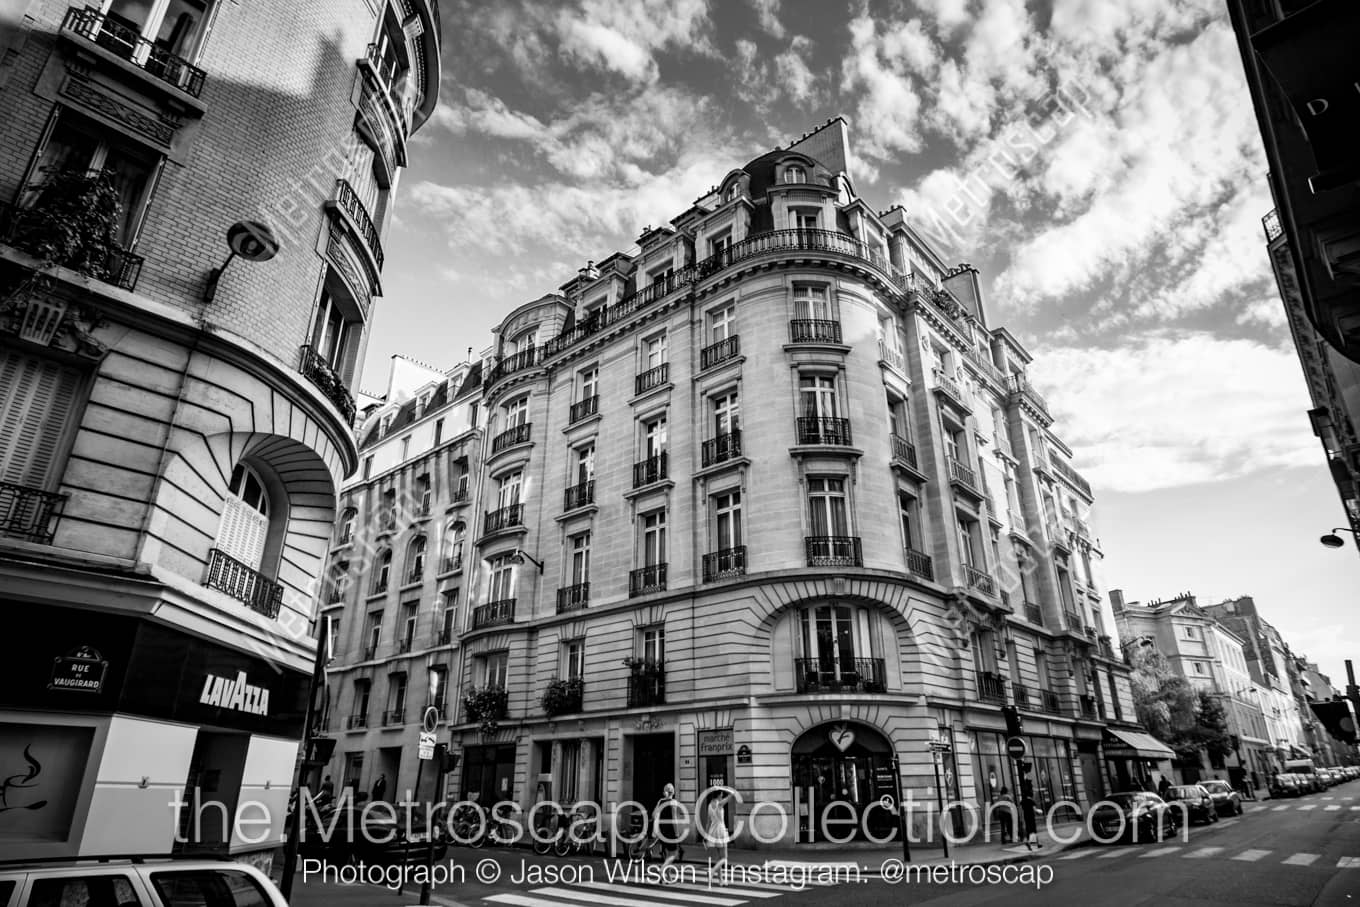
[1321, 533, 1346, 549]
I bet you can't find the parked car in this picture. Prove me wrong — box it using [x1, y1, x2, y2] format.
[1200, 780, 1243, 817]
[1090, 792, 1181, 843]
[1269, 773, 1301, 798]
[0, 859, 287, 907]
[1163, 785, 1218, 824]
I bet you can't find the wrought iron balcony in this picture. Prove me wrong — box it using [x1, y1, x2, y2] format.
[1024, 602, 1044, 625]
[472, 598, 515, 629]
[483, 503, 524, 534]
[701, 335, 740, 369]
[1078, 694, 1097, 720]
[0, 481, 66, 544]
[449, 487, 470, 506]
[933, 370, 967, 407]
[627, 669, 666, 708]
[789, 319, 842, 344]
[947, 458, 982, 496]
[1006, 373, 1052, 421]
[1, 198, 146, 290]
[298, 345, 356, 424]
[569, 395, 599, 423]
[382, 708, 405, 725]
[805, 536, 863, 567]
[347, 714, 368, 729]
[629, 563, 667, 597]
[976, 670, 1007, 704]
[334, 179, 384, 269]
[632, 452, 667, 488]
[702, 430, 742, 466]
[491, 422, 532, 454]
[890, 434, 918, 470]
[904, 547, 934, 580]
[635, 363, 669, 395]
[877, 339, 905, 369]
[962, 564, 995, 596]
[204, 548, 283, 619]
[703, 546, 746, 581]
[61, 6, 207, 96]
[487, 346, 539, 387]
[796, 416, 852, 446]
[563, 479, 595, 511]
[557, 582, 589, 613]
[795, 657, 886, 694]
[1013, 683, 1031, 709]
[1039, 689, 1062, 714]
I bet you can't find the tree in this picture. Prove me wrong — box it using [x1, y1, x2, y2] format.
[1128, 648, 1234, 763]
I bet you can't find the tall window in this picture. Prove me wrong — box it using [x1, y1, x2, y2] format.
[405, 535, 426, 582]
[714, 490, 743, 551]
[488, 554, 515, 602]
[580, 366, 598, 401]
[798, 374, 838, 418]
[442, 522, 464, 572]
[353, 679, 371, 720]
[338, 508, 356, 545]
[644, 333, 668, 370]
[898, 492, 917, 550]
[100, 0, 215, 62]
[214, 463, 271, 572]
[708, 231, 732, 259]
[365, 610, 383, 655]
[386, 673, 407, 720]
[792, 285, 830, 320]
[497, 470, 522, 508]
[440, 590, 458, 640]
[807, 477, 849, 537]
[886, 393, 909, 440]
[570, 531, 591, 585]
[373, 548, 392, 592]
[943, 424, 964, 463]
[799, 605, 870, 675]
[434, 418, 444, 446]
[643, 416, 667, 458]
[794, 209, 819, 230]
[415, 474, 431, 514]
[504, 396, 529, 428]
[430, 665, 449, 714]
[641, 626, 665, 664]
[957, 514, 981, 567]
[575, 444, 595, 484]
[709, 304, 735, 342]
[1034, 650, 1051, 688]
[401, 603, 417, 649]
[483, 652, 508, 689]
[712, 391, 740, 435]
[563, 640, 585, 681]
[641, 510, 667, 567]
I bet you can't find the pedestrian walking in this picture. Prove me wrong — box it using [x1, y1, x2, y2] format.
[705, 789, 732, 880]
[656, 783, 680, 867]
[1019, 785, 1039, 850]
[995, 787, 1017, 844]
[372, 773, 387, 803]
[1157, 776, 1171, 799]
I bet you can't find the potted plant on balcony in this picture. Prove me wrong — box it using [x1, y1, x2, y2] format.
[10, 168, 123, 280]
[462, 686, 509, 736]
[540, 677, 584, 717]
[622, 656, 663, 678]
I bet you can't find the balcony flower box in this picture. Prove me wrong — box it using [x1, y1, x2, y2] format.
[462, 686, 509, 736]
[540, 677, 584, 717]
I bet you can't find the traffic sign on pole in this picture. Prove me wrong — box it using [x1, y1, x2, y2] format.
[418, 730, 436, 760]
[1006, 736, 1027, 760]
[423, 706, 441, 734]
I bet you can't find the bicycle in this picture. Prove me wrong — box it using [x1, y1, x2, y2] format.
[624, 813, 682, 863]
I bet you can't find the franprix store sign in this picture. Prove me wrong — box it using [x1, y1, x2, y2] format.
[1, 603, 309, 738]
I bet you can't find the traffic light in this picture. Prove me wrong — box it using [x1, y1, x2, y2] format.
[433, 743, 460, 775]
[1002, 705, 1024, 739]
[306, 737, 336, 765]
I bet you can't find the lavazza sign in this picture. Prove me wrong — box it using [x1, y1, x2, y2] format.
[199, 670, 271, 716]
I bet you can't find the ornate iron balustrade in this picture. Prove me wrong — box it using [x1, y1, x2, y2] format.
[472, 598, 515, 629]
[61, 6, 207, 96]
[569, 395, 599, 423]
[1006, 373, 1052, 420]
[635, 363, 669, 395]
[334, 179, 385, 269]
[976, 671, 1007, 703]
[298, 345, 356, 424]
[0, 481, 66, 544]
[204, 548, 283, 619]
[795, 657, 886, 694]
[487, 346, 540, 387]
[1039, 689, 1062, 714]
[702, 430, 742, 466]
[702, 546, 746, 581]
[557, 582, 589, 613]
[627, 670, 666, 707]
[890, 434, 918, 470]
[947, 457, 980, 492]
[347, 714, 368, 729]
[904, 547, 934, 580]
[701, 335, 740, 369]
[1024, 602, 1044, 625]
[795, 416, 852, 446]
[629, 563, 667, 597]
[563, 479, 595, 511]
[491, 422, 532, 454]
[483, 503, 524, 534]
[963, 564, 995, 595]
[449, 488, 470, 506]
[632, 452, 667, 488]
[789, 319, 842, 344]
[381, 708, 405, 725]
[362, 43, 416, 133]
[1077, 694, 1097, 720]
[1013, 684, 1031, 709]
[805, 536, 862, 567]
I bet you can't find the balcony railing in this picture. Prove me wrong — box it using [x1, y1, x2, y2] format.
[347, 714, 368, 729]
[701, 335, 740, 369]
[947, 458, 981, 494]
[1078, 694, 1098, 720]
[795, 416, 852, 446]
[904, 547, 934, 580]
[805, 536, 863, 567]
[1063, 610, 1084, 631]
[382, 708, 405, 725]
[962, 564, 995, 596]
[795, 657, 887, 694]
[491, 422, 532, 454]
[1006, 373, 1052, 421]
[61, 7, 207, 96]
[632, 452, 668, 488]
[627, 670, 666, 708]
[557, 582, 589, 613]
[204, 548, 283, 619]
[877, 339, 905, 369]
[472, 598, 515, 629]
[933, 369, 967, 406]
[0, 481, 65, 544]
[450, 487, 470, 507]
[976, 671, 1007, 704]
[1050, 457, 1093, 499]
[1024, 602, 1043, 625]
[635, 363, 670, 395]
[1262, 209, 1282, 243]
[482, 503, 524, 534]
[702, 546, 746, 581]
[1039, 689, 1062, 714]
[569, 395, 599, 423]
[890, 434, 918, 470]
[298, 345, 357, 424]
[629, 563, 667, 597]
[1013, 684, 1031, 709]
[563, 479, 595, 511]
[334, 179, 385, 269]
[487, 346, 540, 387]
[702, 430, 742, 466]
[789, 319, 843, 344]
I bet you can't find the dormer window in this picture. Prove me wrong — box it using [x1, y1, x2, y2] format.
[784, 166, 807, 184]
[724, 184, 739, 202]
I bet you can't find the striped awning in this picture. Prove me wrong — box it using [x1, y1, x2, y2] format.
[1103, 728, 1176, 760]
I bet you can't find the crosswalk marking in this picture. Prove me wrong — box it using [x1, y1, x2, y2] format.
[1272, 805, 1290, 811]
[1339, 857, 1360, 869]
[1184, 847, 1223, 859]
[1098, 849, 1134, 859]
[1058, 850, 1095, 860]
[572, 882, 747, 906]
[1233, 849, 1272, 862]
[1216, 818, 1239, 828]
[1140, 847, 1180, 858]
[1323, 797, 1335, 801]
[525, 887, 701, 907]
[1283, 854, 1320, 866]
[1325, 805, 1341, 811]
[1297, 804, 1317, 811]
[487, 895, 583, 907]
[581, 880, 778, 900]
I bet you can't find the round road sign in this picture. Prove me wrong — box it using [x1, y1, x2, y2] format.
[423, 706, 441, 734]
[1006, 737, 1027, 759]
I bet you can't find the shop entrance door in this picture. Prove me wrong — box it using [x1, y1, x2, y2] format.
[791, 722, 894, 842]
[631, 733, 675, 810]
[174, 731, 249, 853]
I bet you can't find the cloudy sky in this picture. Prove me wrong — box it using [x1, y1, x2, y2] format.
[366, 0, 1360, 685]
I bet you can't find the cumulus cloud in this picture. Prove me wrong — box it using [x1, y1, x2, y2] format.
[748, 0, 785, 38]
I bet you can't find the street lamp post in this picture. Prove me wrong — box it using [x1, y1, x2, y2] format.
[1319, 527, 1360, 548]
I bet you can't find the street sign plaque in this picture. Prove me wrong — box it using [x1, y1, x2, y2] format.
[418, 730, 436, 760]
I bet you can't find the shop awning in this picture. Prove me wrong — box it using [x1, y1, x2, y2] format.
[1103, 728, 1175, 760]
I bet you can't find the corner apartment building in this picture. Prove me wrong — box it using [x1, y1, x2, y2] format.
[0, 0, 440, 865]
[318, 356, 483, 805]
[1228, 0, 1360, 544]
[1112, 592, 1271, 786]
[446, 119, 1145, 846]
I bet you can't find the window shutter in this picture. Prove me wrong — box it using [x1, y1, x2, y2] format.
[0, 350, 82, 488]
[771, 617, 794, 691]
[214, 496, 267, 570]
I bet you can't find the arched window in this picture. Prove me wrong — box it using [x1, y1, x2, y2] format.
[338, 508, 357, 545]
[442, 522, 465, 573]
[406, 535, 426, 583]
[373, 548, 392, 593]
[214, 464, 271, 571]
[796, 603, 879, 692]
[784, 165, 806, 184]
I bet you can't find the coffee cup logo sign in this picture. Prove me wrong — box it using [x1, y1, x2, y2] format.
[199, 670, 270, 716]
